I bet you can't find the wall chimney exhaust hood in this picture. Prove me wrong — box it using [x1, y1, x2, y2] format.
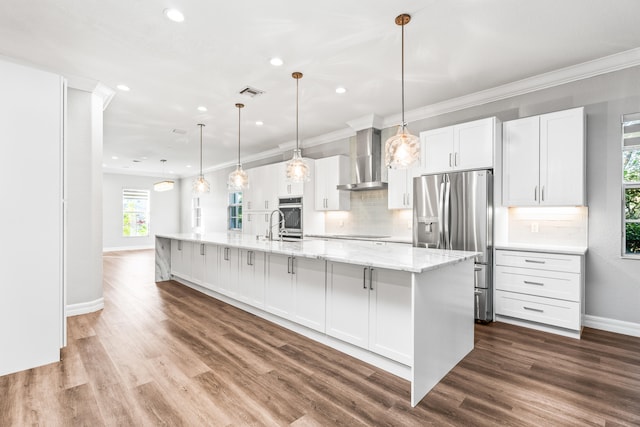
[337, 127, 388, 191]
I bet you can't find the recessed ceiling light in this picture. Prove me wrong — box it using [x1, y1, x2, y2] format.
[164, 8, 184, 22]
[116, 84, 130, 92]
[169, 170, 174, 174]
[270, 57, 284, 66]
[102, 163, 107, 167]
[197, 106, 208, 112]
[141, 156, 148, 160]
[186, 165, 192, 168]
[255, 121, 264, 126]
[335, 87, 347, 94]
[111, 156, 119, 160]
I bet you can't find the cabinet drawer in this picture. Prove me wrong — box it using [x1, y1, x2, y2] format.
[495, 250, 580, 273]
[495, 266, 580, 301]
[495, 290, 580, 330]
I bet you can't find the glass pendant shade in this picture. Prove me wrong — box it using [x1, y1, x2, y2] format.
[228, 103, 249, 191]
[193, 175, 210, 194]
[385, 125, 420, 169]
[193, 123, 210, 194]
[153, 180, 174, 192]
[286, 149, 310, 183]
[228, 164, 249, 191]
[154, 159, 174, 191]
[385, 13, 420, 170]
[286, 71, 310, 183]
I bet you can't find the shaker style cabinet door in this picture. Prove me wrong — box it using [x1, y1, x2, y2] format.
[502, 116, 540, 206]
[454, 118, 494, 171]
[315, 155, 351, 211]
[291, 257, 327, 333]
[422, 125, 455, 174]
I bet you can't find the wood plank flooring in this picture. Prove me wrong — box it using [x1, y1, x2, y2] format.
[1, 249, 639, 426]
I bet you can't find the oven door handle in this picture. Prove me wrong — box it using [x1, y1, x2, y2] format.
[279, 204, 303, 208]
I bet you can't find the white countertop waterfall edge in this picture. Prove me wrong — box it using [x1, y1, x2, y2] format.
[156, 233, 479, 274]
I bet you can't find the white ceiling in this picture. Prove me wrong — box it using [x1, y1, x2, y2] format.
[2, 0, 640, 177]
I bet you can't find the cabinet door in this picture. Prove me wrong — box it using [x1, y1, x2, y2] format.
[191, 243, 206, 285]
[243, 168, 259, 211]
[265, 253, 294, 318]
[315, 156, 350, 211]
[262, 164, 279, 210]
[387, 168, 408, 209]
[292, 257, 326, 332]
[238, 249, 265, 308]
[455, 117, 494, 171]
[219, 247, 239, 297]
[421, 126, 454, 174]
[203, 244, 219, 291]
[326, 262, 370, 349]
[170, 240, 192, 279]
[539, 107, 585, 206]
[276, 162, 304, 197]
[243, 212, 255, 236]
[502, 116, 540, 206]
[368, 268, 412, 365]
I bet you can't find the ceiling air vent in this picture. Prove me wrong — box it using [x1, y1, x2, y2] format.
[239, 86, 265, 98]
[171, 128, 187, 135]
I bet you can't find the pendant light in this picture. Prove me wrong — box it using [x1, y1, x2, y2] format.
[285, 71, 310, 183]
[228, 103, 249, 191]
[153, 159, 174, 192]
[193, 123, 210, 194]
[385, 13, 420, 169]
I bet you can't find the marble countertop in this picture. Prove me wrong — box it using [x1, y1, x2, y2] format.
[157, 233, 479, 273]
[495, 243, 588, 256]
[305, 234, 413, 244]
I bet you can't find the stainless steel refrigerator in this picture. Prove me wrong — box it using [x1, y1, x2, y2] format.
[413, 169, 493, 322]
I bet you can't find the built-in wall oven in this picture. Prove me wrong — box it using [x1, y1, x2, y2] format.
[278, 197, 303, 239]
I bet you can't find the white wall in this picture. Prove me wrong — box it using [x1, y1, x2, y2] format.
[104, 173, 181, 250]
[66, 88, 104, 308]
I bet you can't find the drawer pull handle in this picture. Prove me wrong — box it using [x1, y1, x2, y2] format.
[524, 259, 545, 264]
[523, 306, 544, 313]
[523, 280, 544, 286]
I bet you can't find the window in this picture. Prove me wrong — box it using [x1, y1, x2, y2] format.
[622, 113, 640, 257]
[192, 197, 203, 233]
[122, 189, 150, 237]
[228, 191, 242, 230]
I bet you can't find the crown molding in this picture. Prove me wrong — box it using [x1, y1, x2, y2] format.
[383, 47, 640, 128]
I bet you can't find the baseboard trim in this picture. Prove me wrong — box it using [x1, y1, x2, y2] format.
[583, 315, 640, 338]
[66, 297, 104, 317]
[103, 245, 154, 252]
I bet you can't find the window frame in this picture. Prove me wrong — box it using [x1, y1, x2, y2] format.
[122, 188, 150, 238]
[621, 113, 640, 259]
[228, 191, 243, 231]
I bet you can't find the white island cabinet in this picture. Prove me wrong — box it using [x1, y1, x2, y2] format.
[155, 233, 477, 407]
[327, 262, 411, 365]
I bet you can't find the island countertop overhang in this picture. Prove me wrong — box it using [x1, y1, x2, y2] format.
[156, 233, 479, 274]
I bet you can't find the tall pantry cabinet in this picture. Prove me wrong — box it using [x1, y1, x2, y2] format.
[0, 58, 65, 376]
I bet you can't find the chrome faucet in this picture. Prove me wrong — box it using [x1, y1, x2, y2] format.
[268, 209, 285, 241]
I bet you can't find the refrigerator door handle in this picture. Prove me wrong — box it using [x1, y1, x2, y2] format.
[438, 180, 446, 248]
[444, 176, 451, 249]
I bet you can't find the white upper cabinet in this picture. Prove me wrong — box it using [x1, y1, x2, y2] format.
[421, 117, 496, 174]
[503, 107, 585, 206]
[244, 165, 278, 211]
[315, 155, 351, 211]
[387, 168, 414, 209]
[276, 162, 304, 197]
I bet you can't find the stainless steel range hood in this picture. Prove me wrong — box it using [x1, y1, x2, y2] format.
[336, 127, 388, 191]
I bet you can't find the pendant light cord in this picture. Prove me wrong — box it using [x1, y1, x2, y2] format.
[401, 19, 406, 131]
[198, 123, 204, 178]
[296, 76, 299, 151]
[238, 106, 241, 165]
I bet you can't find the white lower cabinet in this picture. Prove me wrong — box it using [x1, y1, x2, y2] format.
[171, 240, 193, 280]
[191, 243, 206, 285]
[495, 249, 584, 337]
[326, 261, 412, 365]
[238, 249, 266, 308]
[219, 246, 239, 298]
[203, 244, 220, 291]
[265, 254, 326, 332]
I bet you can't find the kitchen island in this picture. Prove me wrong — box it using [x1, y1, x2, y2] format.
[156, 233, 478, 407]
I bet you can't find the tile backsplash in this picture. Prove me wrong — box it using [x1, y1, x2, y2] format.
[507, 206, 588, 247]
[324, 189, 413, 239]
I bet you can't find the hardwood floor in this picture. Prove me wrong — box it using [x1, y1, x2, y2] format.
[1, 249, 639, 426]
